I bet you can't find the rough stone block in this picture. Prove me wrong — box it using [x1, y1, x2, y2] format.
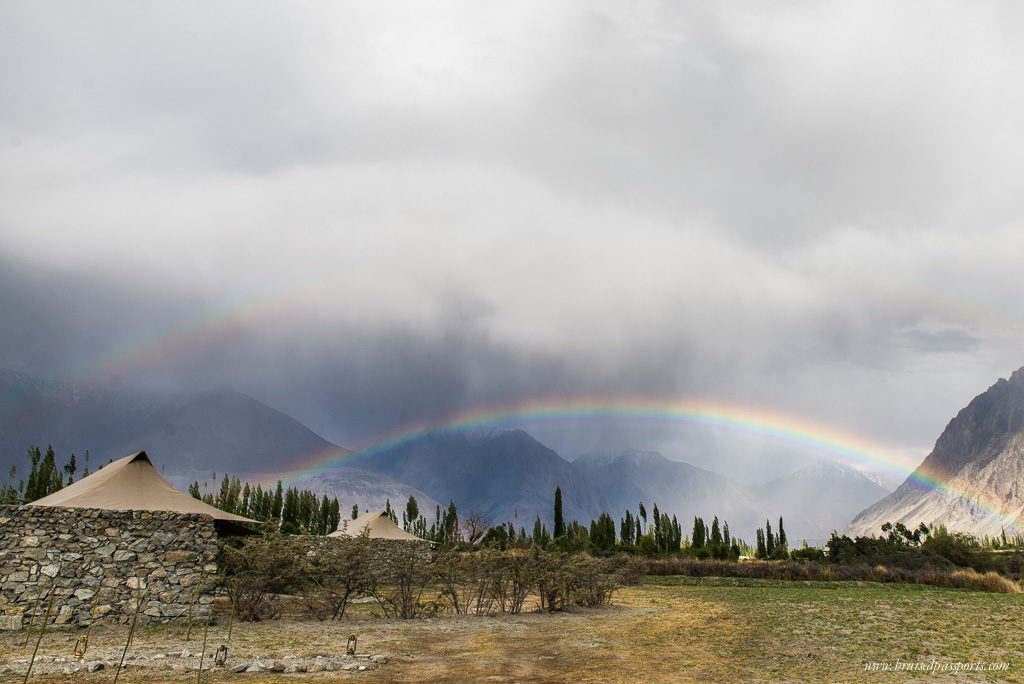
[164, 551, 194, 563]
[0, 614, 23, 630]
[23, 548, 46, 561]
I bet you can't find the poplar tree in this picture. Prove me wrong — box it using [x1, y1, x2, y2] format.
[692, 516, 706, 549]
[652, 503, 661, 544]
[553, 486, 565, 538]
[63, 453, 76, 485]
[405, 496, 419, 532]
[272, 481, 284, 522]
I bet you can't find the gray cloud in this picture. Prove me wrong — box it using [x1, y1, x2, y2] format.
[2, 2, 1024, 478]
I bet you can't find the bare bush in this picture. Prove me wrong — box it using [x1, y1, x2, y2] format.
[371, 545, 440, 618]
[435, 552, 502, 616]
[492, 553, 533, 615]
[301, 535, 375, 621]
[531, 551, 618, 611]
[461, 510, 492, 545]
[218, 535, 302, 621]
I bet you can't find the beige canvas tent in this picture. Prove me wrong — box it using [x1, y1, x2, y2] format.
[329, 510, 426, 541]
[27, 451, 258, 534]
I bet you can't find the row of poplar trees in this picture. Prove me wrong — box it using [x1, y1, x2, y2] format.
[188, 474, 342, 536]
[0, 445, 89, 505]
[547, 485, 742, 557]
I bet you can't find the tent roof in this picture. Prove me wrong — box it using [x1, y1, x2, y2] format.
[328, 510, 425, 541]
[27, 451, 257, 525]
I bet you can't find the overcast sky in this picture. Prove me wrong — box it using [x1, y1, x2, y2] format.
[2, 2, 1023, 481]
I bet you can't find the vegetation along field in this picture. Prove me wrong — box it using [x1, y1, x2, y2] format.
[2, 575, 1021, 683]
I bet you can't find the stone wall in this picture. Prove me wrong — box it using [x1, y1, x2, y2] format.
[0, 505, 218, 630]
[297, 535, 434, 571]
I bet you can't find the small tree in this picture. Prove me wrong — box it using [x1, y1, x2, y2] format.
[553, 487, 565, 539]
[272, 481, 284, 523]
[404, 496, 419, 532]
[776, 517, 788, 558]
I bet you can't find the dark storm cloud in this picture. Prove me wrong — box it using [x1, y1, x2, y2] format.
[2, 2, 1024, 477]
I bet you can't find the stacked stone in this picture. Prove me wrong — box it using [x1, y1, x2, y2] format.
[297, 535, 433, 569]
[0, 506, 218, 629]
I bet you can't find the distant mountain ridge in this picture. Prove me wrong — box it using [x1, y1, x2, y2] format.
[362, 438, 888, 541]
[0, 369, 346, 479]
[2, 368, 899, 540]
[571, 449, 764, 537]
[847, 366, 1024, 538]
[756, 460, 889, 541]
[361, 429, 604, 527]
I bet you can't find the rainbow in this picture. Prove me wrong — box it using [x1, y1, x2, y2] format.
[279, 397, 1024, 535]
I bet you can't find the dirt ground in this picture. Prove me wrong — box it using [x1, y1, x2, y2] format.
[2, 577, 1021, 683]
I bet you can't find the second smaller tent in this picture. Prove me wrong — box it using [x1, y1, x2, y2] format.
[329, 510, 425, 541]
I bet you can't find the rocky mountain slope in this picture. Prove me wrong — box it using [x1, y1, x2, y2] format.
[846, 366, 1024, 538]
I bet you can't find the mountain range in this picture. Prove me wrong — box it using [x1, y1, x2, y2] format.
[0, 369, 345, 479]
[2, 367, 897, 540]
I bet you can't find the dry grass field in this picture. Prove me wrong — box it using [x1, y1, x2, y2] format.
[2, 576, 1022, 683]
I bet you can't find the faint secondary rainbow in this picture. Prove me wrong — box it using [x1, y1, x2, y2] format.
[280, 397, 1024, 535]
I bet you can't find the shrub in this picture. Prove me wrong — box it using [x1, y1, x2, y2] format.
[790, 546, 826, 563]
[922, 528, 999, 573]
[218, 534, 302, 621]
[531, 551, 617, 611]
[371, 545, 440, 619]
[641, 557, 1021, 593]
[606, 554, 647, 586]
[493, 552, 534, 614]
[300, 534, 375, 621]
[435, 551, 501, 616]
